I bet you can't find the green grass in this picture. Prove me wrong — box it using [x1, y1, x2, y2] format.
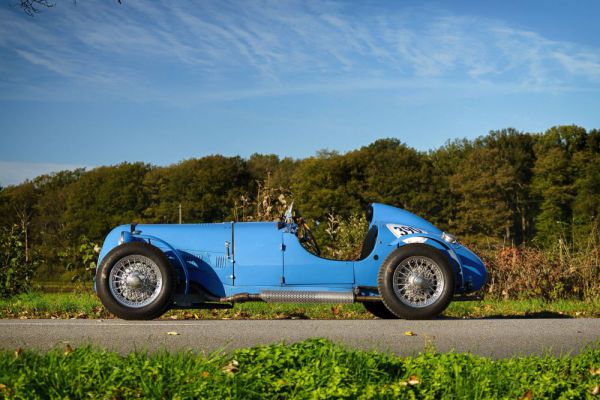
[31, 281, 89, 293]
[445, 297, 600, 319]
[0, 292, 106, 319]
[0, 339, 598, 399]
[0, 292, 598, 319]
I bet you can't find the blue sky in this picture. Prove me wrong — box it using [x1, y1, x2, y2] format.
[1, 0, 599, 186]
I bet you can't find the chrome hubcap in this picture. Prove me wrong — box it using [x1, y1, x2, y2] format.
[126, 273, 143, 289]
[109, 255, 162, 308]
[393, 256, 444, 308]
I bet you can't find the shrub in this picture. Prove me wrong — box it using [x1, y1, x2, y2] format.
[0, 225, 38, 298]
[321, 212, 369, 260]
[57, 236, 100, 287]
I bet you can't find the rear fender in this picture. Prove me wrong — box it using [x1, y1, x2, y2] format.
[390, 234, 465, 290]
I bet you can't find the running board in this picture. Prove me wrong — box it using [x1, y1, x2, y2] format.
[221, 291, 354, 304]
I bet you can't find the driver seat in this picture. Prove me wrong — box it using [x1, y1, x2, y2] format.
[357, 225, 378, 260]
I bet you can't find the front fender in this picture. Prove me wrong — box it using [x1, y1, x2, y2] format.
[96, 226, 190, 295]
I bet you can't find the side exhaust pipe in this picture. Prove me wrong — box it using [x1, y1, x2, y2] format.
[260, 290, 354, 304]
[221, 290, 357, 304]
[220, 293, 263, 302]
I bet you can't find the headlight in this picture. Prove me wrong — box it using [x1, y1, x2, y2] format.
[442, 232, 458, 244]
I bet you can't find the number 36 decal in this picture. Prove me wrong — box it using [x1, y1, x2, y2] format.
[386, 224, 426, 238]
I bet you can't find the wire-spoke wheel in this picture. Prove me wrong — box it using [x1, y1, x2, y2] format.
[109, 255, 163, 308]
[393, 256, 445, 308]
[96, 242, 175, 320]
[378, 244, 454, 319]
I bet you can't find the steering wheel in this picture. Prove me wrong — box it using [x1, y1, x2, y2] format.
[296, 216, 321, 256]
[282, 203, 321, 256]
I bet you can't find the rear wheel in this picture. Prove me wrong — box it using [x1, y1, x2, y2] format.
[362, 301, 398, 319]
[378, 244, 454, 319]
[96, 242, 175, 320]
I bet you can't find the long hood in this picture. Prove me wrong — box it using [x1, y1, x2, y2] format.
[98, 222, 233, 265]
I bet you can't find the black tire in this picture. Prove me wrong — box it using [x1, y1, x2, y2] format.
[378, 244, 454, 320]
[96, 242, 175, 320]
[362, 301, 399, 319]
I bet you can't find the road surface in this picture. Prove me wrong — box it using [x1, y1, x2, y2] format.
[0, 319, 597, 358]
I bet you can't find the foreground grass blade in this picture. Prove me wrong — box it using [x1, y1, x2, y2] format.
[0, 339, 598, 399]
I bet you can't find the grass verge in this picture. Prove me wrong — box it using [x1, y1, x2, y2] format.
[1, 339, 598, 399]
[0, 292, 598, 319]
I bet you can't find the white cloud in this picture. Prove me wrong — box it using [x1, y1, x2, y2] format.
[1, 1, 599, 104]
[0, 161, 93, 187]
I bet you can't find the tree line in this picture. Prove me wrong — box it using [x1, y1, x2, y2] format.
[0, 125, 598, 278]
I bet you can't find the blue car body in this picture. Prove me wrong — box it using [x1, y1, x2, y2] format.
[96, 203, 486, 303]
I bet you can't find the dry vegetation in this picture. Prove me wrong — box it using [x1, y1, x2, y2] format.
[475, 227, 599, 301]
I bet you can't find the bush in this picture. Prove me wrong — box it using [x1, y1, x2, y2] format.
[321, 212, 369, 260]
[0, 225, 38, 298]
[57, 236, 100, 287]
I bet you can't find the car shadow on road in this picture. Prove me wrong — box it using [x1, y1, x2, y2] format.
[439, 311, 573, 319]
[278, 312, 311, 320]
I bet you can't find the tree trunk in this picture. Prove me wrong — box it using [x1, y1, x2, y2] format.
[18, 213, 29, 262]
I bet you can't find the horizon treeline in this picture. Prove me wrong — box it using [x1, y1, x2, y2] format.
[1, 125, 598, 273]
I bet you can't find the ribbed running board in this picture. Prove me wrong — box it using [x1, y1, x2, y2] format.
[260, 290, 354, 304]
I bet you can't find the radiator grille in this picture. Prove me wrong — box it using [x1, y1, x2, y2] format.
[180, 251, 228, 269]
[214, 256, 227, 269]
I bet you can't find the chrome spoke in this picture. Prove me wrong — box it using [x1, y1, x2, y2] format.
[109, 255, 163, 308]
[392, 256, 445, 308]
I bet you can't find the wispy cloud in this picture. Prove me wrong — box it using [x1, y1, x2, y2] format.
[1, 1, 599, 104]
[0, 161, 94, 186]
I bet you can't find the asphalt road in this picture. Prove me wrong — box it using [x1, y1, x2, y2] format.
[0, 319, 597, 358]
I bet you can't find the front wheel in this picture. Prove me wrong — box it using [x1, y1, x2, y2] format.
[378, 244, 454, 319]
[96, 242, 175, 320]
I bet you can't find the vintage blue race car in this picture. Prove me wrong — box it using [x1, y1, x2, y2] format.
[95, 203, 486, 320]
